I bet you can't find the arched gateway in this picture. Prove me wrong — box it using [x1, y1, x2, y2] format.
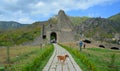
[50, 32, 57, 43]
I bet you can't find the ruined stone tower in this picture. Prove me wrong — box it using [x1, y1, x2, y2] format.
[42, 10, 76, 43]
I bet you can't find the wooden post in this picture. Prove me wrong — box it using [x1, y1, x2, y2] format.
[7, 46, 10, 64]
[80, 46, 82, 51]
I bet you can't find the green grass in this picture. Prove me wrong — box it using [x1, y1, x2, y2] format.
[60, 44, 97, 71]
[6, 44, 54, 71]
[60, 44, 120, 71]
[82, 48, 120, 71]
[70, 52, 90, 71]
[36, 48, 53, 71]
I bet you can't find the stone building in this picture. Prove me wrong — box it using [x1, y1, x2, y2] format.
[41, 10, 77, 43]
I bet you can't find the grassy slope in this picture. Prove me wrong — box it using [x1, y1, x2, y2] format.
[0, 23, 41, 46]
[109, 13, 120, 24]
[61, 44, 120, 71]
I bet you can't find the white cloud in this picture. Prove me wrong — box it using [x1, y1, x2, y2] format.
[4, 0, 18, 3]
[0, 10, 34, 24]
[0, 0, 119, 24]
[18, 17, 34, 24]
[35, 1, 45, 7]
[88, 13, 100, 17]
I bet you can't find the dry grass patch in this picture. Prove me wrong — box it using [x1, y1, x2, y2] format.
[0, 46, 41, 65]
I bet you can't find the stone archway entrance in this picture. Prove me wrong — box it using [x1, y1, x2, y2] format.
[50, 32, 57, 43]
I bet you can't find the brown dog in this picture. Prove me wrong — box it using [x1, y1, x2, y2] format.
[57, 54, 69, 63]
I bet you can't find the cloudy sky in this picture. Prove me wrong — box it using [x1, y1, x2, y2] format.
[0, 0, 120, 24]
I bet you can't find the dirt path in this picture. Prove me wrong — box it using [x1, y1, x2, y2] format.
[43, 44, 82, 71]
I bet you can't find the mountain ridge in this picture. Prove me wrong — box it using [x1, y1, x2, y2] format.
[0, 21, 28, 30]
[108, 13, 120, 24]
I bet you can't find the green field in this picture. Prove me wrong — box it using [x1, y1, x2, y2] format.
[61, 44, 120, 71]
[0, 44, 54, 71]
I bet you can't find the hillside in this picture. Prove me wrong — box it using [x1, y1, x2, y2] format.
[70, 16, 89, 26]
[109, 13, 120, 24]
[0, 21, 28, 30]
[75, 17, 120, 42]
[0, 22, 41, 46]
